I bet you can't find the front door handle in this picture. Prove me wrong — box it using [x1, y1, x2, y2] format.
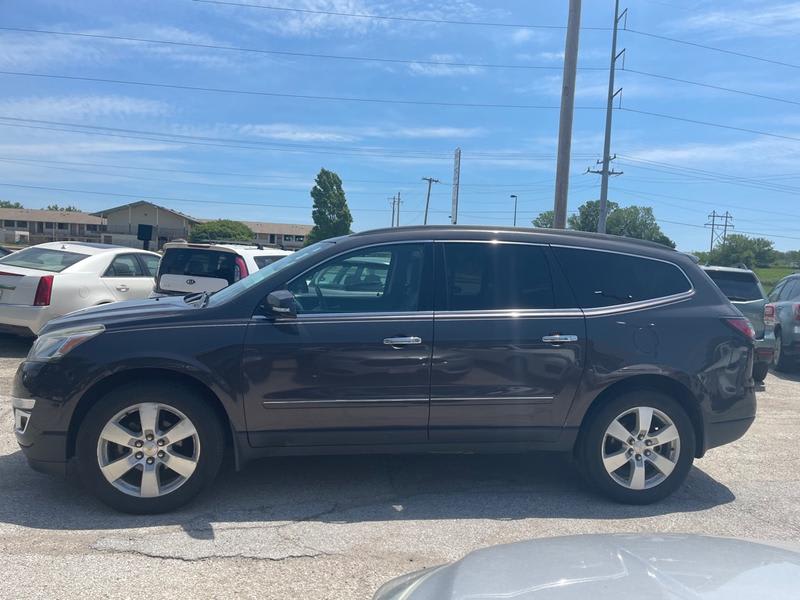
[116, 285, 129, 292]
[542, 334, 578, 344]
[383, 336, 422, 346]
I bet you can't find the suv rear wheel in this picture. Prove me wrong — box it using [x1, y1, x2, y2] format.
[773, 328, 793, 371]
[76, 382, 224, 514]
[578, 390, 695, 504]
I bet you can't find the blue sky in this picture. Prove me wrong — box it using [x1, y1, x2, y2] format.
[1, 0, 799, 251]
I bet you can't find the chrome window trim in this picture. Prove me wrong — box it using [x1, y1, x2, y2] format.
[290, 311, 434, 324]
[430, 396, 554, 404]
[262, 398, 429, 407]
[583, 289, 695, 317]
[436, 308, 582, 320]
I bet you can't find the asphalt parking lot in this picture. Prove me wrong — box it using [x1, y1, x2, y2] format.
[1, 335, 799, 600]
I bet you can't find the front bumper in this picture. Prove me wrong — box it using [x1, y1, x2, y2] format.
[0, 304, 53, 336]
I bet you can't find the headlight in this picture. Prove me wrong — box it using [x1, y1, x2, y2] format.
[27, 324, 105, 362]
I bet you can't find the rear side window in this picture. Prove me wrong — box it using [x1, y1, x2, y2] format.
[439, 243, 554, 311]
[138, 254, 160, 278]
[780, 279, 800, 301]
[704, 270, 763, 301]
[553, 247, 691, 309]
[0, 247, 87, 272]
[159, 249, 237, 285]
[105, 254, 144, 277]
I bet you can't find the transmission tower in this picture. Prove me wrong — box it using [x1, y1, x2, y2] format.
[706, 210, 734, 251]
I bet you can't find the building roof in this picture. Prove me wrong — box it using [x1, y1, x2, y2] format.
[0, 207, 105, 224]
[242, 221, 312, 235]
[91, 201, 202, 224]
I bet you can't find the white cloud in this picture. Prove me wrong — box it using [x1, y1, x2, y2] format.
[675, 2, 800, 37]
[236, 122, 483, 142]
[407, 54, 482, 76]
[624, 137, 800, 170]
[0, 95, 171, 121]
[510, 29, 537, 44]
[239, 123, 359, 143]
[391, 126, 482, 139]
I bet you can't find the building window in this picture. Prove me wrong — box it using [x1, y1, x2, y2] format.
[86, 224, 98, 232]
[3, 220, 14, 227]
[295, 235, 304, 242]
[58, 223, 68, 230]
[269, 234, 276, 244]
[16, 221, 27, 227]
[45, 222, 54, 229]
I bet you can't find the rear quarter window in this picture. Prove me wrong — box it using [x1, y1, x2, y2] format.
[553, 247, 691, 309]
[254, 255, 284, 269]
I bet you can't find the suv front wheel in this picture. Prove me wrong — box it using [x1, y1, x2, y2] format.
[76, 382, 224, 514]
[578, 390, 695, 504]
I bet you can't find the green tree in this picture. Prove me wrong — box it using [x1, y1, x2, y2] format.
[0, 200, 23, 208]
[306, 168, 352, 245]
[532, 210, 554, 228]
[704, 234, 776, 268]
[189, 219, 253, 243]
[46, 204, 80, 212]
[565, 199, 675, 248]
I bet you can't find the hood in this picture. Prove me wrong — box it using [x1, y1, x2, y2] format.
[374, 534, 800, 600]
[40, 295, 197, 335]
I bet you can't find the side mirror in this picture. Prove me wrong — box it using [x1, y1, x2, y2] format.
[266, 289, 297, 318]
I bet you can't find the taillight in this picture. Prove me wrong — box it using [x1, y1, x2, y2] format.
[33, 275, 53, 306]
[725, 318, 755, 340]
[764, 304, 776, 325]
[794, 304, 800, 322]
[233, 256, 249, 282]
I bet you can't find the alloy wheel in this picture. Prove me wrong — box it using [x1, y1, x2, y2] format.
[601, 406, 681, 490]
[96, 402, 201, 498]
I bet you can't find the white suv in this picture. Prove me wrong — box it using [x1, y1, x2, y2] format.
[153, 241, 292, 296]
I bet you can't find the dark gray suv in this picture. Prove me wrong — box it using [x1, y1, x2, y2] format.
[12, 226, 756, 513]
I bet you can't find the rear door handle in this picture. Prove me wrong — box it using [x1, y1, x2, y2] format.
[116, 285, 129, 292]
[542, 334, 578, 344]
[383, 336, 422, 346]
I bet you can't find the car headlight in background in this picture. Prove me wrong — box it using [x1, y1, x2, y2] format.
[27, 324, 105, 362]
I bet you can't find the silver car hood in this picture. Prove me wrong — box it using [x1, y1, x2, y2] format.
[374, 534, 800, 600]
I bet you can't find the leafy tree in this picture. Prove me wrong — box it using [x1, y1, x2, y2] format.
[564, 199, 675, 248]
[532, 210, 554, 228]
[306, 168, 352, 245]
[0, 200, 23, 208]
[189, 219, 253, 242]
[46, 204, 80, 212]
[701, 234, 776, 268]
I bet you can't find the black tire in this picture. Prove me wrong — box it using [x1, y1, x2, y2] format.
[76, 382, 224, 514]
[753, 361, 769, 382]
[578, 390, 695, 504]
[773, 328, 793, 372]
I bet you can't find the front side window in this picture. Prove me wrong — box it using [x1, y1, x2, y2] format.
[553, 247, 691, 309]
[287, 244, 427, 314]
[105, 254, 144, 277]
[768, 280, 786, 302]
[439, 242, 554, 311]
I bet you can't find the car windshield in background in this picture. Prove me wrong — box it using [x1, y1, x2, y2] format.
[0, 247, 87, 272]
[207, 240, 333, 306]
[254, 255, 284, 269]
[160, 248, 237, 284]
[705, 270, 763, 301]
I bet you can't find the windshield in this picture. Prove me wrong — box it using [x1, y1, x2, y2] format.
[705, 270, 764, 301]
[0, 247, 88, 272]
[206, 241, 332, 306]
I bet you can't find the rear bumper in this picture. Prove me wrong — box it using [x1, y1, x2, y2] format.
[704, 416, 755, 452]
[754, 337, 774, 364]
[0, 304, 53, 336]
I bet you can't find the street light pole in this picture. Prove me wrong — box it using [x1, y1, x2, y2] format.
[510, 194, 518, 227]
[422, 177, 439, 225]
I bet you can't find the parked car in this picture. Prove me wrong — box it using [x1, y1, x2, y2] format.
[0, 242, 161, 336]
[12, 226, 756, 513]
[702, 266, 773, 381]
[152, 241, 291, 297]
[764, 272, 800, 371]
[373, 534, 800, 599]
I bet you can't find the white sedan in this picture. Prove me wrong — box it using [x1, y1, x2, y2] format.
[0, 242, 161, 336]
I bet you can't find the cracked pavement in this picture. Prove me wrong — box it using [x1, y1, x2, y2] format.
[1, 334, 799, 599]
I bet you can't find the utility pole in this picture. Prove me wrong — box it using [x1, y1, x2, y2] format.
[707, 210, 717, 253]
[451, 148, 461, 224]
[422, 177, 439, 225]
[510, 194, 518, 226]
[553, 0, 582, 229]
[389, 195, 397, 227]
[595, 0, 626, 234]
[396, 191, 402, 227]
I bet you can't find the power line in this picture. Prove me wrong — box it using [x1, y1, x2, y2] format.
[0, 70, 602, 111]
[624, 28, 800, 70]
[191, 0, 611, 30]
[0, 27, 606, 72]
[623, 68, 800, 107]
[620, 107, 800, 143]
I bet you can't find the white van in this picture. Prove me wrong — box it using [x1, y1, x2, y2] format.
[153, 241, 291, 296]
